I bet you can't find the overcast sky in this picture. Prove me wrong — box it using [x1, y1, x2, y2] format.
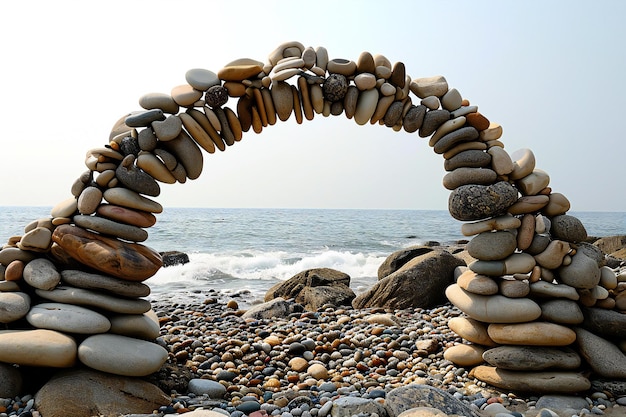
[1, 0, 624, 212]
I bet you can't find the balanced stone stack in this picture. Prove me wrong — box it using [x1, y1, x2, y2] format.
[0, 41, 623, 396]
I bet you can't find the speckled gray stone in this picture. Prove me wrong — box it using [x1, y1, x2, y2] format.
[448, 181, 519, 221]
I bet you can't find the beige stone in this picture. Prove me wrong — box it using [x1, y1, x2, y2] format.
[27, 302, 111, 334]
[170, 84, 202, 107]
[446, 284, 541, 323]
[354, 89, 379, 125]
[443, 344, 485, 367]
[103, 188, 163, 213]
[0, 329, 77, 367]
[487, 146, 514, 176]
[469, 366, 590, 393]
[447, 316, 498, 346]
[78, 334, 168, 377]
[508, 195, 549, 215]
[543, 192, 571, 216]
[534, 240, 571, 269]
[178, 113, 216, 154]
[17, 226, 52, 252]
[138, 92, 179, 114]
[487, 322, 576, 346]
[456, 270, 498, 295]
[429, 117, 466, 147]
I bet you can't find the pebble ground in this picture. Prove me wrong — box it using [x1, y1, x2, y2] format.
[146, 289, 626, 417]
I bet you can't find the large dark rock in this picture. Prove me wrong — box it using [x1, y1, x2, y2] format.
[377, 246, 434, 279]
[582, 307, 626, 339]
[448, 181, 518, 221]
[160, 251, 190, 267]
[353, 250, 465, 309]
[264, 268, 355, 310]
[384, 384, 478, 417]
[34, 369, 170, 417]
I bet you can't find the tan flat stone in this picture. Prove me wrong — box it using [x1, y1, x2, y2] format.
[170, 84, 202, 107]
[448, 316, 498, 346]
[218, 62, 263, 82]
[488, 322, 576, 346]
[470, 366, 590, 393]
[354, 89, 379, 125]
[446, 284, 541, 323]
[516, 169, 550, 196]
[443, 344, 485, 367]
[0, 329, 77, 367]
[179, 112, 216, 154]
[136, 152, 176, 184]
[461, 215, 521, 236]
[103, 187, 163, 213]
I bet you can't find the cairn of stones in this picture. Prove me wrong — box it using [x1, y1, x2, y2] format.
[0, 41, 623, 394]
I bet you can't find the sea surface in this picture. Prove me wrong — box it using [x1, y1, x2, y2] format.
[1, 207, 625, 299]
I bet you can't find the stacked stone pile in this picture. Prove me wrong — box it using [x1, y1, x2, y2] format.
[0, 40, 623, 401]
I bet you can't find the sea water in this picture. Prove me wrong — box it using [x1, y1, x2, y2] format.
[1, 207, 624, 297]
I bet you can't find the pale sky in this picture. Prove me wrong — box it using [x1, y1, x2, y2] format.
[1, 0, 624, 211]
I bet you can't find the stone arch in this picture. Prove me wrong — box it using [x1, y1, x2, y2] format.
[0, 41, 621, 395]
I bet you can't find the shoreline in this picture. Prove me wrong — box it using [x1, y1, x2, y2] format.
[147, 289, 625, 417]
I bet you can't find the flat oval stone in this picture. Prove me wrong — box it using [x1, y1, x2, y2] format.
[443, 344, 485, 367]
[51, 225, 162, 281]
[78, 334, 168, 377]
[36, 286, 151, 314]
[448, 316, 498, 346]
[446, 284, 541, 323]
[61, 269, 150, 298]
[73, 214, 148, 243]
[185, 68, 220, 91]
[124, 110, 165, 128]
[540, 299, 584, 324]
[434, 126, 480, 154]
[444, 149, 491, 171]
[551, 214, 588, 243]
[354, 73, 377, 91]
[467, 231, 517, 261]
[26, 302, 111, 334]
[103, 187, 162, 213]
[0, 247, 37, 265]
[170, 84, 202, 106]
[77, 187, 103, 215]
[96, 204, 156, 228]
[23, 258, 60, 290]
[443, 167, 497, 190]
[51, 197, 78, 218]
[0, 292, 31, 323]
[138, 92, 180, 114]
[487, 322, 576, 346]
[326, 58, 357, 76]
[109, 310, 160, 340]
[354, 88, 379, 125]
[217, 63, 263, 81]
[482, 346, 581, 371]
[0, 329, 77, 367]
[448, 181, 519, 221]
[469, 366, 590, 394]
[456, 270, 498, 295]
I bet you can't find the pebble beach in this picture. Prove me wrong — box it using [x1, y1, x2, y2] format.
[144, 289, 626, 417]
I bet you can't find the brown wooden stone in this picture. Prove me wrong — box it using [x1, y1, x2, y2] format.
[51, 225, 162, 282]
